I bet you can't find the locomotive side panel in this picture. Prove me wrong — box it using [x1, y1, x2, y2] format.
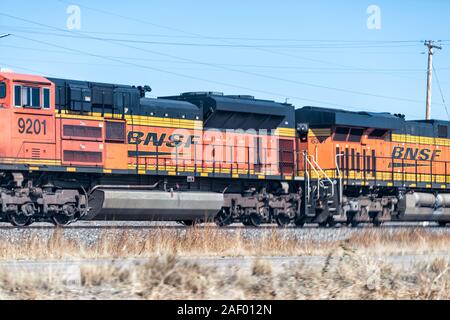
[296, 107, 450, 226]
[127, 123, 201, 175]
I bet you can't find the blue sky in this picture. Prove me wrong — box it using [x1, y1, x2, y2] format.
[0, 0, 449, 120]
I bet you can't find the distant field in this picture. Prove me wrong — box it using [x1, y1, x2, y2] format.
[1, 253, 450, 299]
[1, 226, 450, 299]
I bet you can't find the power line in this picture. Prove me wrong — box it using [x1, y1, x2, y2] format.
[433, 64, 450, 120]
[0, 23, 438, 43]
[0, 43, 424, 58]
[0, 51, 429, 73]
[54, 1, 450, 47]
[2, 35, 351, 106]
[0, 28, 425, 49]
[4, 33, 424, 118]
[53, 0, 429, 72]
[0, 62, 60, 77]
[0, 13, 436, 106]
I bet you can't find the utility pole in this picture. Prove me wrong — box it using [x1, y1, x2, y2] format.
[425, 40, 442, 120]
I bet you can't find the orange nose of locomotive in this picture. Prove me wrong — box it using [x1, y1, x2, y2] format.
[0, 72, 56, 164]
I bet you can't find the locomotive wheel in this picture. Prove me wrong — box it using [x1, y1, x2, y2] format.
[276, 214, 291, 228]
[181, 220, 198, 227]
[327, 217, 337, 228]
[318, 221, 328, 228]
[8, 214, 33, 228]
[215, 208, 233, 227]
[346, 213, 359, 228]
[294, 217, 306, 228]
[372, 217, 383, 227]
[349, 220, 359, 228]
[243, 214, 262, 227]
[319, 217, 337, 228]
[52, 214, 73, 227]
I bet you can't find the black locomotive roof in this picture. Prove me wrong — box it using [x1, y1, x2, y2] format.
[403, 119, 450, 138]
[297, 106, 450, 139]
[160, 92, 294, 130]
[49, 77, 142, 116]
[296, 106, 404, 130]
[140, 98, 202, 120]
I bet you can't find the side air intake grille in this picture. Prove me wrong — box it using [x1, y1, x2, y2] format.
[63, 150, 102, 163]
[105, 121, 125, 143]
[63, 125, 102, 139]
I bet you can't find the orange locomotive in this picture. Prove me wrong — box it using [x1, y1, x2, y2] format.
[296, 107, 450, 227]
[1, 71, 450, 228]
[0, 72, 298, 227]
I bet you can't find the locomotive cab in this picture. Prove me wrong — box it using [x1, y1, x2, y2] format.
[0, 72, 55, 110]
[0, 72, 56, 162]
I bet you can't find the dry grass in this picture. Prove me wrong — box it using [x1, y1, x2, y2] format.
[1, 252, 450, 300]
[0, 227, 450, 261]
[1, 227, 450, 300]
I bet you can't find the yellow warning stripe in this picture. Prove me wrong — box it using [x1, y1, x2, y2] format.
[392, 134, 450, 147]
[56, 111, 299, 135]
[0, 158, 61, 166]
[0, 158, 297, 180]
[274, 128, 296, 137]
[308, 128, 332, 137]
[56, 111, 203, 130]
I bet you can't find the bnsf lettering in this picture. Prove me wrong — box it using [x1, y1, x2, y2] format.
[18, 118, 47, 135]
[127, 131, 199, 148]
[392, 147, 441, 161]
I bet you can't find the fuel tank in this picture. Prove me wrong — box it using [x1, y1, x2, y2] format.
[411, 193, 436, 208]
[400, 192, 450, 221]
[436, 194, 450, 208]
[87, 189, 224, 221]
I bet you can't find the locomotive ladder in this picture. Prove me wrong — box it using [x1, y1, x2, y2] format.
[304, 153, 339, 216]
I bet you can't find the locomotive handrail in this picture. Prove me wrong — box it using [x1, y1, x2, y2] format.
[309, 155, 335, 198]
[335, 154, 344, 205]
[303, 151, 311, 204]
[304, 155, 328, 199]
[305, 170, 311, 204]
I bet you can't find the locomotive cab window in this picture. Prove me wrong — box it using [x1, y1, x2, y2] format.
[43, 88, 50, 109]
[14, 85, 50, 109]
[0, 82, 6, 99]
[15, 85, 40, 108]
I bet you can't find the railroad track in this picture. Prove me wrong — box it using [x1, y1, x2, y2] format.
[0, 221, 449, 247]
[0, 221, 447, 230]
